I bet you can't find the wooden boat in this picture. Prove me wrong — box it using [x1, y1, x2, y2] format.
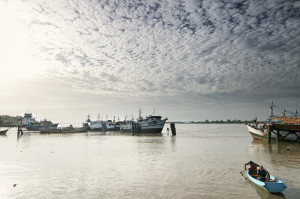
[40, 126, 88, 134]
[247, 169, 287, 193]
[246, 102, 300, 142]
[247, 125, 276, 141]
[247, 124, 300, 142]
[0, 129, 8, 135]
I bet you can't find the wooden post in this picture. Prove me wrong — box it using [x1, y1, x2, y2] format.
[170, 123, 176, 135]
[131, 123, 135, 135]
[131, 123, 140, 135]
[267, 125, 271, 144]
[17, 126, 23, 137]
[102, 122, 107, 132]
[276, 130, 280, 142]
[132, 123, 137, 135]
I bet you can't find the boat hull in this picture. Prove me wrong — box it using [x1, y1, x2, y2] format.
[140, 126, 165, 133]
[26, 123, 59, 131]
[0, 129, 8, 135]
[247, 170, 286, 193]
[247, 124, 299, 142]
[139, 117, 167, 134]
[40, 127, 88, 134]
[247, 125, 276, 141]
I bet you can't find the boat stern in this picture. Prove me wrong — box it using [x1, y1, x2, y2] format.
[264, 182, 287, 193]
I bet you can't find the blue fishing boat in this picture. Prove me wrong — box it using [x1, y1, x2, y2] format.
[247, 169, 287, 193]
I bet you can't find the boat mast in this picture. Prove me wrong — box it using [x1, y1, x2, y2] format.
[269, 101, 274, 124]
[138, 107, 142, 120]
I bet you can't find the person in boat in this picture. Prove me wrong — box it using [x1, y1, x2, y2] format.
[257, 165, 270, 182]
[244, 160, 259, 175]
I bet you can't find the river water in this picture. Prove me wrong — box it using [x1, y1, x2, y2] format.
[0, 124, 299, 199]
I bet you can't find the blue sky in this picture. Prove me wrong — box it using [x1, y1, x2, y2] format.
[0, 0, 299, 124]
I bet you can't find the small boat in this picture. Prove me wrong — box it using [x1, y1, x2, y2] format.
[247, 169, 287, 193]
[40, 125, 88, 134]
[0, 129, 8, 135]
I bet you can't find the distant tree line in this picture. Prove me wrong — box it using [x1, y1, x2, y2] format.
[0, 115, 22, 127]
[168, 119, 263, 124]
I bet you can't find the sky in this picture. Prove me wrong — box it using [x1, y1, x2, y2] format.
[0, 0, 299, 124]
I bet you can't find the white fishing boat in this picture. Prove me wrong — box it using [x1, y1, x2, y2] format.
[106, 120, 115, 131]
[120, 121, 132, 132]
[84, 114, 104, 131]
[246, 125, 276, 141]
[21, 111, 37, 126]
[246, 102, 300, 142]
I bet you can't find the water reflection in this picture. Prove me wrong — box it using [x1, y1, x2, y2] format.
[248, 141, 300, 168]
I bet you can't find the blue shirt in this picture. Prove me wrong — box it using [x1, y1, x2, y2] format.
[258, 169, 268, 177]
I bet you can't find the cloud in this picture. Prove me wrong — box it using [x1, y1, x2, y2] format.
[1, 0, 299, 121]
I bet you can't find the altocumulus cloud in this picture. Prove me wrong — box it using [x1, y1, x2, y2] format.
[2, 0, 300, 120]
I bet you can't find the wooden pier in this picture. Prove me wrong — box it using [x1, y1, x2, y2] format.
[131, 122, 140, 135]
[268, 123, 300, 143]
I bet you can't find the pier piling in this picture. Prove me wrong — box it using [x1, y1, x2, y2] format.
[102, 122, 107, 132]
[267, 125, 271, 144]
[276, 130, 280, 142]
[17, 126, 23, 137]
[131, 123, 140, 135]
[170, 123, 176, 135]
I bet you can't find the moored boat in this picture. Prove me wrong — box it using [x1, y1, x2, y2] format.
[105, 120, 115, 131]
[120, 121, 132, 132]
[26, 119, 59, 131]
[136, 108, 167, 133]
[40, 125, 88, 134]
[0, 129, 8, 135]
[247, 169, 287, 193]
[247, 125, 276, 141]
[84, 114, 104, 131]
[247, 102, 300, 142]
[21, 111, 37, 127]
[138, 115, 167, 133]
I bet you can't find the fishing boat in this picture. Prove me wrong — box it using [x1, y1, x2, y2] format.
[105, 120, 115, 131]
[26, 119, 59, 131]
[0, 129, 8, 135]
[21, 111, 37, 126]
[247, 169, 287, 193]
[40, 125, 88, 134]
[120, 121, 132, 132]
[138, 115, 167, 133]
[136, 108, 168, 133]
[247, 102, 300, 142]
[84, 114, 104, 131]
[247, 125, 276, 141]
